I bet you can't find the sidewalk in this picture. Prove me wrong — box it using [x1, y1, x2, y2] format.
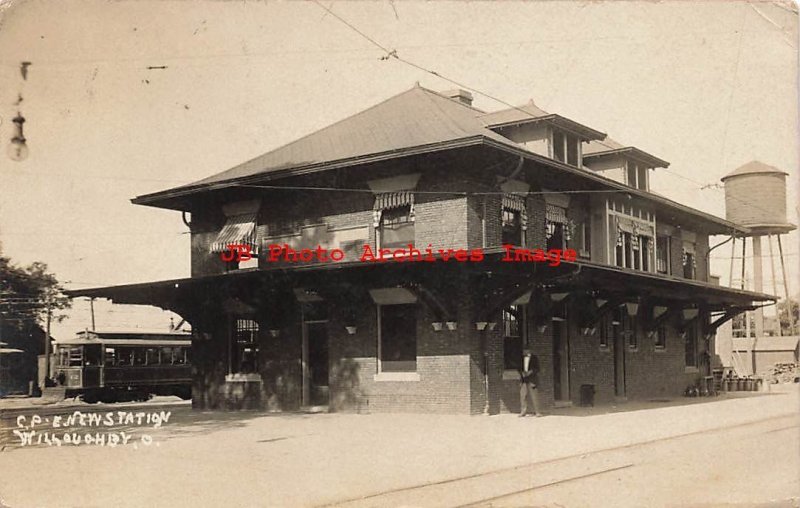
[0, 387, 797, 508]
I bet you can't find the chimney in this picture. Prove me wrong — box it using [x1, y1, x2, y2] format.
[442, 89, 473, 106]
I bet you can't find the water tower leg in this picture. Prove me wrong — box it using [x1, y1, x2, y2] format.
[740, 237, 747, 290]
[728, 237, 736, 288]
[777, 235, 796, 335]
[753, 236, 764, 338]
[768, 235, 781, 337]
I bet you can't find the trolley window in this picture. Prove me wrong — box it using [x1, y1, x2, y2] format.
[104, 347, 116, 366]
[145, 347, 160, 365]
[132, 348, 146, 366]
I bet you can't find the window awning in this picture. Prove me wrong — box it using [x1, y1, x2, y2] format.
[211, 213, 258, 254]
[503, 194, 528, 231]
[546, 204, 567, 224]
[373, 191, 415, 227]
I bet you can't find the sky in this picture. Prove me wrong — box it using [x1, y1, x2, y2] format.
[0, 0, 797, 340]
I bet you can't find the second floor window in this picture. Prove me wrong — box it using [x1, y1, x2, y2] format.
[379, 205, 415, 250]
[614, 220, 654, 272]
[656, 236, 670, 274]
[501, 194, 527, 247]
[546, 204, 568, 250]
[374, 191, 415, 250]
[552, 130, 581, 166]
[626, 162, 649, 190]
[502, 208, 523, 246]
[682, 245, 696, 280]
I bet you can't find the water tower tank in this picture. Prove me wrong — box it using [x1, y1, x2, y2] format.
[721, 161, 796, 236]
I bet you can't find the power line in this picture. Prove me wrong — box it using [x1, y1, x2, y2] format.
[311, 0, 796, 224]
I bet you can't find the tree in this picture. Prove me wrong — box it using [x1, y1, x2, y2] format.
[777, 298, 799, 336]
[0, 256, 71, 330]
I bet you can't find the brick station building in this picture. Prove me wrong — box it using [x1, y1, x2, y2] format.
[70, 85, 772, 414]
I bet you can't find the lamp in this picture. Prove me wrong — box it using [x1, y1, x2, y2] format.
[682, 308, 699, 321]
[486, 322, 497, 331]
[432, 322, 444, 332]
[537, 324, 548, 334]
[345, 326, 357, 335]
[624, 302, 639, 316]
[475, 322, 488, 331]
[8, 113, 28, 162]
[446, 321, 457, 331]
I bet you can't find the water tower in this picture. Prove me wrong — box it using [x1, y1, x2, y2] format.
[721, 161, 796, 339]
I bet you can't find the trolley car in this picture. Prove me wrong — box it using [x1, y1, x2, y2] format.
[52, 330, 192, 403]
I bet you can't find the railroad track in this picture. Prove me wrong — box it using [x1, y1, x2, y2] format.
[322, 413, 799, 508]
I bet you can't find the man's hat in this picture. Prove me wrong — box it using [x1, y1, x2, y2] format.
[522, 349, 532, 356]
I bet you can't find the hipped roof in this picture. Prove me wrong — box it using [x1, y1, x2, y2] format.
[131, 85, 747, 234]
[583, 137, 670, 169]
[148, 85, 516, 193]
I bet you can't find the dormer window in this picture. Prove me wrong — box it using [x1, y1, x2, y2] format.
[551, 130, 581, 166]
[626, 161, 649, 190]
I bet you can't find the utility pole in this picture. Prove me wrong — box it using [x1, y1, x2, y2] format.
[44, 300, 51, 382]
[90, 297, 96, 331]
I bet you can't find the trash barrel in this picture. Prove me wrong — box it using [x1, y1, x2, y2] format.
[737, 378, 746, 391]
[745, 378, 754, 391]
[580, 384, 595, 407]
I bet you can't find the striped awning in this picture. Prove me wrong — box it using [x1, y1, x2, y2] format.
[211, 213, 258, 254]
[546, 204, 567, 224]
[373, 191, 415, 227]
[374, 191, 413, 211]
[503, 193, 528, 211]
[502, 194, 528, 231]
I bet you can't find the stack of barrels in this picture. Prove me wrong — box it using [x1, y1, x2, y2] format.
[722, 377, 764, 392]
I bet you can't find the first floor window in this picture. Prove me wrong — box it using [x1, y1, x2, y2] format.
[233, 319, 259, 374]
[656, 325, 667, 349]
[685, 323, 698, 368]
[622, 312, 638, 349]
[379, 304, 417, 372]
[379, 205, 415, 250]
[503, 306, 523, 371]
[599, 314, 611, 349]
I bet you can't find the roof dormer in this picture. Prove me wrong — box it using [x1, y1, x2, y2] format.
[582, 137, 669, 192]
[479, 100, 605, 167]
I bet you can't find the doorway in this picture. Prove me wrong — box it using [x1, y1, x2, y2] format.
[552, 320, 570, 402]
[302, 321, 329, 406]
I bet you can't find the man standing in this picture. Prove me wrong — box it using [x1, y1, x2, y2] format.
[519, 349, 542, 417]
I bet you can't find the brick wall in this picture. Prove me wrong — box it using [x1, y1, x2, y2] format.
[328, 289, 474, 414]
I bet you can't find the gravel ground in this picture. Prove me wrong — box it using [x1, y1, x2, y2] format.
[0, 386, 797, 508]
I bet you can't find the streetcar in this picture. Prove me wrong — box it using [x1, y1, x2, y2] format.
[52, 330, 192, 403]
